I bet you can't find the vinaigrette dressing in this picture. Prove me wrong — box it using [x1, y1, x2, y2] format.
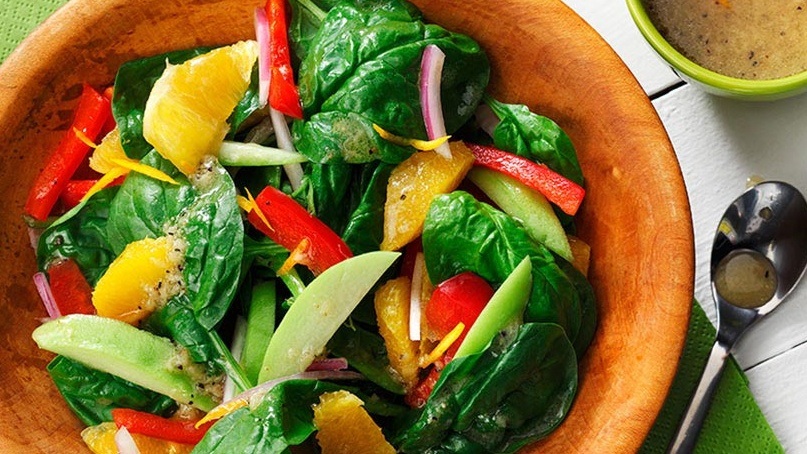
[713, 249, 777, 308]
[643, 0, 807, 80]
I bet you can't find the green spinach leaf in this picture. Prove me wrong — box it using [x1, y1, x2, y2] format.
[193, 380, 345, 453]
[144, 296, 219, 365]
[108, 152, 244, 330]
[293, 0, 489, 164]
[107, 150, 194, 253]
[422, 191, 584, 344]
[486, 96, 584, 186]
[47, 355, 176, 426]
[181, 158, 244, 329]
[393, 323, 577, 453]
[36, 187, 118, 285]
[328, 324, 406, 395]
[341, 161, 393, 254]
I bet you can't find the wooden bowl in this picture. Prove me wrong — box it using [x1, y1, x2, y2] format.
[0, 0, 694, 452]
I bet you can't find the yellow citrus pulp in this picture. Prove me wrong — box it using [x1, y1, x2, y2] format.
[143, 40, 259, 175]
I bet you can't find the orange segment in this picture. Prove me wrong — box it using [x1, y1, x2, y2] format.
[313, 391, 395, 454]
[92, 236, 184, 324]
[381, 142, 474, 251]
[143, 40, 258, 174]
[374, 276, 420, 391]
[81, 422, 194, 454]
[89, 128, 127, 174]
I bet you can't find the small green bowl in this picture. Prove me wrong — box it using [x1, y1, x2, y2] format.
[626, 0, 807, 101]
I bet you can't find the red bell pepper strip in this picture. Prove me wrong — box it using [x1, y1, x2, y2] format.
[266, 0, 303, 119]
[60, 180, 98, 210]
[247, 185, 352, 275]
[465, 142, 586, 216]
[46, 258, 96, 316]
[60, 176, 126, 210]
[111, 408, 213, 445]
[25, 84, 111, 221]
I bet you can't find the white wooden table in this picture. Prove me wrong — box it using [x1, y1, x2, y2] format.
[561, 0, 807, 451]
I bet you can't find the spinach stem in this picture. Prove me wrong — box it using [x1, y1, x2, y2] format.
[210, 330, 252, 392]
[280, 268, 306, 298]
[295, 0, 327, 23]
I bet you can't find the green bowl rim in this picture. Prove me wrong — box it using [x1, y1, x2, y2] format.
[625, 0, 807, 97]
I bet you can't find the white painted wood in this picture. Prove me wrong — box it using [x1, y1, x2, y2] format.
[746, 342, 807, 453]
[560, 1, 807, 450]
[560, 0, 681, 95]
[651, 85, 807, 370]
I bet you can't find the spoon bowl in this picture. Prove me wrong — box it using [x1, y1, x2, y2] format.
[670, 181, 807, 452]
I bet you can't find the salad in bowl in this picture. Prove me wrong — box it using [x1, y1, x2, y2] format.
[8, 0, 688, 452]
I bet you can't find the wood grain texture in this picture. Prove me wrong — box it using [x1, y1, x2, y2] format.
[0, 0, 694, 452]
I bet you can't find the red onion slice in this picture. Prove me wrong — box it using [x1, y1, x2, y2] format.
[33, 272, 60, 320]
[28, 226, 43, 251]
[306, 357, 349, 372]
[475, 104, 501, 139]
[114, 426, 141, 454]
[409, 252, 425, 341]
[270, 108, 304, 190]
[254, 7, 271, 107]
[420, 44, 451, 159]
[225, 370, 364, 411]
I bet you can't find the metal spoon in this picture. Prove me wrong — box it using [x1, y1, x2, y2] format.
[668, 181, 807, 453]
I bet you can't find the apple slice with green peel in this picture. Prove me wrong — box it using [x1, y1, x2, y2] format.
[454, 256, 533, 359]
[32, 314, 217, 411]
[258, 251, 400, 382]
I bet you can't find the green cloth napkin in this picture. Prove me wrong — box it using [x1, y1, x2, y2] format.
[640, 301, 782, 453]
[0, 1, 784, 452]
[0, 0, 63, 61]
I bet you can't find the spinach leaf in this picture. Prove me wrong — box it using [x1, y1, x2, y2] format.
[113, 48, 211, 160]
[181, 158, 244, 329]
[486, 96, 584, 186]
[393, 323, 577, 453]
[288, 0, 331, 62]
[47, 355, 176, 426]
[107, 150, 194, 253]
[556, 255, 597, 358]
[227, 64, 262, 139]
[108, 153, 243, 330]
[422, 191, 584, 344]
[36, 187, 118, 285]
[293, 0, 489, 164]
[193, 380, 346, 453]
[341, 161, 393, 254]
[297, 160, 392, 254]
[328, 324, 406, 395]
[144, 296, 219, 365]
[302, 162, 354, 233]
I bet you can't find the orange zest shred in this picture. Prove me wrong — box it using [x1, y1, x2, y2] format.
[73, 127, 98, 148]
[277, 237, 311, 276]
[236, 195, 253, 213]
[372, 124, 450, 151]
[194, 398, 249, 429]
[419, 322, 465, 368]
[245, 187, 274, 232]
[80, 166, 129, 203]
[111, 158, 179, 185]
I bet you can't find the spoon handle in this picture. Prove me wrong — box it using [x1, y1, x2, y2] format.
[667, 341, 729, 453]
